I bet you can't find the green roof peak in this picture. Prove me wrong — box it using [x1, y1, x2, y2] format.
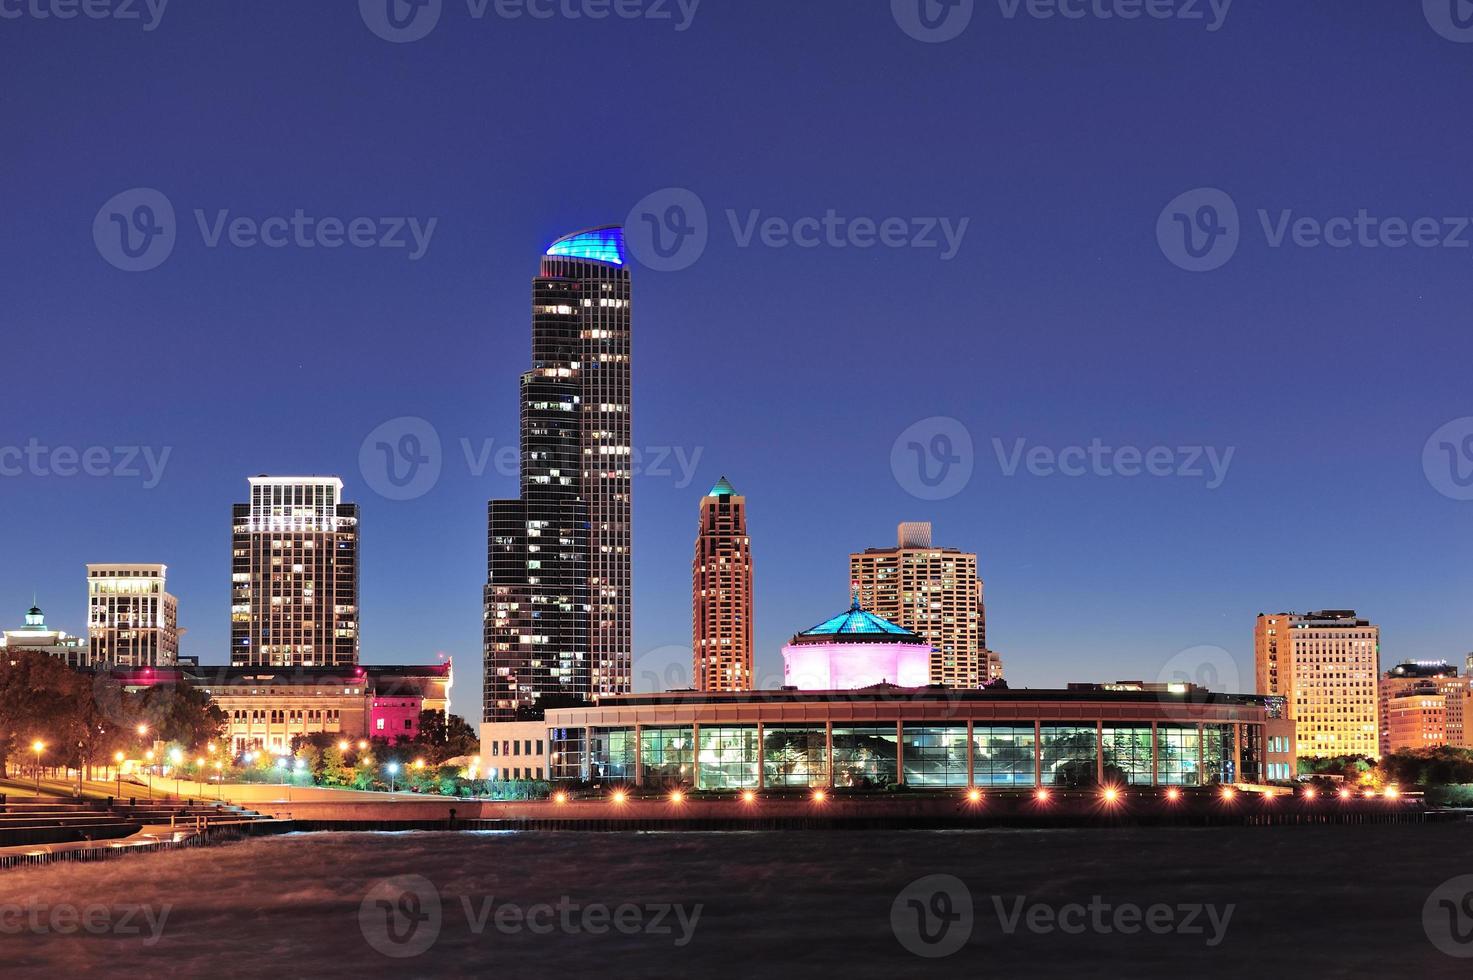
[708, 476, 737, 497]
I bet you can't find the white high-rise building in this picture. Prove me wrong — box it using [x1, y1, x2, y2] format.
[87, 564, 180, 667]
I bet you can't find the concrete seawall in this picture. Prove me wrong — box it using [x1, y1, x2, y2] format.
[241, 794, 1438, 829]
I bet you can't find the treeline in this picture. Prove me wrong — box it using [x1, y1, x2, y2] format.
[0, 648, 223, 778]
[1301, 746, 1473, 788]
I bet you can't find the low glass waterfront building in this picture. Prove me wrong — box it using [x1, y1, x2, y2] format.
[516, 686, 1297, 791]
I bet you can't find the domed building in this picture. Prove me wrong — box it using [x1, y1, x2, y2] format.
[781, 598, 933, 690]
[1, 601, 90, 667]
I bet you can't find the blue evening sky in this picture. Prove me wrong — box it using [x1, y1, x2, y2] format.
[3, 2, 1471, 720]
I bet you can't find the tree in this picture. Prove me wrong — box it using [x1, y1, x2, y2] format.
[417, 710, 479, 761]
[0, 650, 91, 778]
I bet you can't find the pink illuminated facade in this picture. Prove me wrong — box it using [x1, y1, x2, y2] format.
[371, 695, 424, 740]
[781, 600, 934, 690]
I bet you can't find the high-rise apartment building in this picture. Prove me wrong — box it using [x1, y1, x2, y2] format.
[692, 477, 753, 692]
[231, 476, 359, 668]
[849, 522, 1001, 687]
[1254, 610, 1380, 758]
[1378, 661, 1470, 754]
[484, 228, 631, 722]
[87, 564, 179, 667]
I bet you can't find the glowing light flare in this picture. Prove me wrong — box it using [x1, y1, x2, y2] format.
[669, 791, 685, 805]
[966, 788, 983, 804]
[741, 790, 757, 804]
[811, 790, 827, 804]
[610, 789, 628, 805]
[1164, 788, 1182, 802]
[1034, 788, 1051, 803]
[553, 791, 568, 805]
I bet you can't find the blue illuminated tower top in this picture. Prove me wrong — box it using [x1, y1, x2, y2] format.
[544, 226, 627, 267]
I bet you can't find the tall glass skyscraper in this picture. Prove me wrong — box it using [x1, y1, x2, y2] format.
[484, 228, 632, 722]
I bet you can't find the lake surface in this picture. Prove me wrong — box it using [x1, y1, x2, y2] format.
[3, 824, 1471, 977]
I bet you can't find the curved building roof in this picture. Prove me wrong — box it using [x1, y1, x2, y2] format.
[544, 226, 627, 267]
[791, 599, 924, 645]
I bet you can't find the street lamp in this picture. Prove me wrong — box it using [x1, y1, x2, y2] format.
[32, 741, 44, 795]
[169, 748, 183, 797]
[386, 762, 400, 794]
[114, 751, 125, 796]
[145, 750, 155, 796]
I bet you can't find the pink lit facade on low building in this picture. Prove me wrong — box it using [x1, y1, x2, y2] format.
[781, 600, 934, 690]
[371, 695, 424, 740]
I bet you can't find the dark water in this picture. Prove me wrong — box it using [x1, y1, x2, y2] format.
[2, 825, 1471, 977]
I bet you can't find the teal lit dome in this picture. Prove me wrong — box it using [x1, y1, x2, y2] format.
[544, 226, 626, 267]
[791, 599, 924, 646]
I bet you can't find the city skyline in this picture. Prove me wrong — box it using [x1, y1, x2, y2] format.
[5, 6, 1473, 727]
